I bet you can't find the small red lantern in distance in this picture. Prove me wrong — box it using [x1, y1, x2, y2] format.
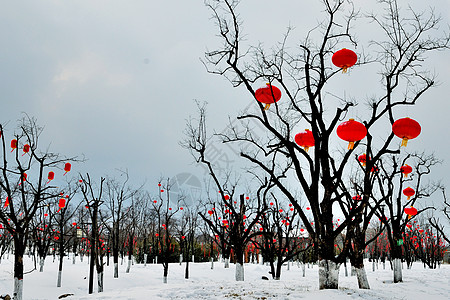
[404, 206, 418, 219]
[332, 48, 357, 73]
[22, 144, 30, 156]
[295, 129, 315, 152]
[358, 154, 367, 166]
[255, 83, 282, 110]
[400, 164, 412, 178]
[352, 195, 362, 201]
[47, 171, 55, 184]
[224, 195, 230, 200]
[403, 187, 415, 200]
[10, 139, 17, 152]
[392, 117, 421, 147]
[59, 198, 66, 208]
[336, 119, 367, 150]
[63, 163, 71, 175]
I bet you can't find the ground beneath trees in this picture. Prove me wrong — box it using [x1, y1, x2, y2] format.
[0, 256, 448, 299]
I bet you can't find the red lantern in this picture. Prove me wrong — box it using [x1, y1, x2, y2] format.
[400, 164, 412, 178]
[63, 163, 71, 175]
[352, 195, 362, 201]
[22, 144, 30, 156]
[47, 171, 55, 184]
[295, 129, 315, 152]
[332, 49, 357, 73]
[59, 198, 66, 209]
[336, 119, 367, 149]
[404, 206, 418, 219]
[392, 117, 421, 147]
[358, 154, 368, 166]
[403, 187, 415, 200]
[224, 195, 230, 200]
[72, 222, 77, 226]
[10, 139, 17, 152]
[4, 197, 9, 208]
[255, 83, 282, 110]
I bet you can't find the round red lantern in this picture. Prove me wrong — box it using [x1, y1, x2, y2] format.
[404, 206, 418, 219]
[403, 187, 415, 200]
[295, 129, 315, 152]
[337, 119, 367, 149]
[10, 139, 17, 152]
[332, 49, 357, 73]
[255, 83, 282, 110]
[63, 163, 71, 175]
[352, 195, 362, 201]
[400, 164, 412, 178]
[392, 117, 421, 147]
[59, 198, 66, 209]
[358, 154, 368, 166]
[47, 171, 55, 184]
[22, 144, 30, 156]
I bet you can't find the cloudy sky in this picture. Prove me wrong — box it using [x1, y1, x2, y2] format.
[0, 0, 449, 205]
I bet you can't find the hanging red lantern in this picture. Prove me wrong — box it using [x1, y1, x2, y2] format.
[59, 198, 66, 209]
[337, 119, 367, 149]
[352, 195, 362, 201]
[63, 163, 71, 175]
[358, 154, 368, 166]
[295, 129, 315, 152]
[404, 206, 418, 219]
[403, 187, 415, 200]
[332, 48, 357, 73]
[392, 117, 421, 147]
[255, 83, 282, 110]
[22, 144, 30, 156]
[224, 195, 230, 200]
[10, 139, 17, 152]
[400, 164, 412, 178]
[47, 171, 55, 184]
[4, 197, 9, 208]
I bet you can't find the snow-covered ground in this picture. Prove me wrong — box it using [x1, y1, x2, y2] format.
[0, 255, 449, 299]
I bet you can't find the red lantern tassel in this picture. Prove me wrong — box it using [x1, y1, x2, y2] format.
[401, 138, 408, 147]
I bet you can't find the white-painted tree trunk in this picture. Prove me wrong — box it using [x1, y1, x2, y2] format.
[80, 254, 83, 263]
[57, 270, 62, 287]
[344, 262, 348, 277]
[259, 254, 263, 265]
[121, 256, 124, 265]
[224, 258, 230, 268]
[192, 255, 194, 262]
[351, 266, 356, 276]
[301, 263, 306, 277]
[211, 257, 214, 270]
[97, 271, 103, 293]
[13, 277, 23, 300]
[39, 257, 44, 272]
[126, 259, 131, 273]
[235, 263, 244, 281]
[287, 260, 290, 271]
[179, 254, 182, 266]
[163, 276, 168, 283]
[114, 263, 118, 278]
[383, 261, 385, 269]
[356, 267, 370, 289]
[155, 256, 158, 264]
[318, 260, 340, 289]
[72, 254, 76, 264]
[372, 261, 375, 272]
[144, 254, 147, 266]
[393, 258, 402, 283]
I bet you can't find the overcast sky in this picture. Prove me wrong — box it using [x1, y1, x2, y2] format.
[0, 0, 449, 206]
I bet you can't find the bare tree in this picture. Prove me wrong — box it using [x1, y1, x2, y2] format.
[201, 0, 449, 289]
[0, 116, 78, 300]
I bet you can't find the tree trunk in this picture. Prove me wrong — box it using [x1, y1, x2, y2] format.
[163, 263, 168, 283]
[393, 258, 402, 283]
[235, 263, 244, 281]
[185, 260, 189, 279]
[97, 271, 103, 293]
[211, 257, 214, 270]
[318, 260, 340, 290]
[39, 257, 45, 272]
[301, 263, 306, 277]
[224, 257, 230, 268]
[13, 237, 25, 300]
[126, 259, 131, 273]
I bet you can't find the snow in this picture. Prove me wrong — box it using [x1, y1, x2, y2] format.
[0, 255, 449, 299]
